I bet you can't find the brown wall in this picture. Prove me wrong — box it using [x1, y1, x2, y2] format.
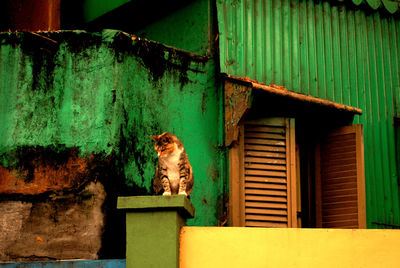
[1, 0, 60, 31]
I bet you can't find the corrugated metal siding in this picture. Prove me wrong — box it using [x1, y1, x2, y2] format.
[217, 0, 400, 228]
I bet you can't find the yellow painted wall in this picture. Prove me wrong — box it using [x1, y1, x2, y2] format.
[180, 227, 400, 268]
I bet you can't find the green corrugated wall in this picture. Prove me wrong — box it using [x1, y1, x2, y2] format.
[217, 0, 400, 228]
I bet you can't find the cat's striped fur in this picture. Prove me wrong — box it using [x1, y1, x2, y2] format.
[151, 132, 194, 196]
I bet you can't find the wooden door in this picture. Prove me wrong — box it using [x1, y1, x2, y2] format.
[237, 117, 297, 227]
[315, 125, 366, 228]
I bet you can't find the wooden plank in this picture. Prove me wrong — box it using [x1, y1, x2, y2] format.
[245, 176, 287, 184]
[245, 195, 287, 203]
[322, 170, 357, 180]
[245, 221, 288, 228]
[322, 156, 357, 165]
[323, 133, 356, 143]
[296, 143, 302, 227]
[320, 145, 356, 155]
[323, 213, 358, 222]
[245, 157, 286, 165]
[321, 158, 356, 167]
[355, 124, 366, 228]
[244, 144, 286, 152]
[322, 181, 357, 191]
[245, 207, 288, 215]
[325, 131, 355, 139]
[245, 117, 287, 127]
[245, 151, 286, 159]
[324, 224, 358, 229]
[245, 169, 287, 178]
[322, 206, 359, 216]
[245, 125, 285, 134]
[245, 182, 287, 190]
[288, 118, 297, 228]
[326, 125, 361, 135]
[244, 132, 286, 140]
[244, 163, 286, 171]
[323, 188, 358, 197]
[322, 200, 358, 210]
[322, 139, 356, 148]
[323, 217, 357, 223]
[245, 138, 286, 146]
[245, 188, 287, 197]
[323, 224, 358, 229]
[321, 140, 356, 149]
[322, 194, 358, 204]
[322, 143, 356, 151]
[321, 151, 356, 161]
[229, 143, 241, 226]
[322, 176, 357, 186]
[245, 201, 288, 209]
[322, 164, 357, 174]
[239, 125, 246, 227]
[245, 214, 287, 222]
[323, 219, 358, 228]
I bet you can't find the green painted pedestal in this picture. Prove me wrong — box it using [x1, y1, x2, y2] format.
[117, 195, 195, 268]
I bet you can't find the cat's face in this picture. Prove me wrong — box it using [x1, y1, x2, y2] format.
[150, 132, 177, 157]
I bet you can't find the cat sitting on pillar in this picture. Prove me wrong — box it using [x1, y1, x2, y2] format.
[150, 132, 194, 197]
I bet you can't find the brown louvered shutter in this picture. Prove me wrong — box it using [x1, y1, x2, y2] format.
[240, 118, 297, 228]
[316, 125, 366, 228]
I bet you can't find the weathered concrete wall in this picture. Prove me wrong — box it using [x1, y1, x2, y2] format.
[0, 259, 125, 267]
[0, 30, 224, 261]
[0, 182, 105, 261]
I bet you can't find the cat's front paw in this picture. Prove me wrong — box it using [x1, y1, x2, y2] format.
[163, 191, 172, 196]
[178, 191, 187, 196]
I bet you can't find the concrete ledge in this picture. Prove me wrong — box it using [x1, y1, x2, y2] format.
[117, 195, 194, 218]
[180, 227, 400, 268]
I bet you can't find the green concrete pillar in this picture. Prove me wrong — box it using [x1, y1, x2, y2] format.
[117, 195, 195, 268]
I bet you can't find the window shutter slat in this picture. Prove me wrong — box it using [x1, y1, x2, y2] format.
[245, 177, 287, 184]
[245, 138, 286, 146]
[316, 125, 366, 228]
[242, 118, 297, 228]
[245, 221, 288, 228]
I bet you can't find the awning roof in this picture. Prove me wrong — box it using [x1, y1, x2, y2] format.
[224, 75, 362, 146]
[225, 75, 362, 115]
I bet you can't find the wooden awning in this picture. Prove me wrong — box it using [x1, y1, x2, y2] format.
[224, 75, 362, 146]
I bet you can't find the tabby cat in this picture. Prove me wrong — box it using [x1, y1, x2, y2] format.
[150, 132, 194, 196]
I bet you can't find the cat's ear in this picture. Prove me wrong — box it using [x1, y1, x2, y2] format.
[150, 135, 159, 142]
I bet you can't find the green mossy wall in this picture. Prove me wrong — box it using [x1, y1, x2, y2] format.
[0, 30, 225, 227]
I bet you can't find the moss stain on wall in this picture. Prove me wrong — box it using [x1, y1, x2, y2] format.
[0, 29, 224, 260]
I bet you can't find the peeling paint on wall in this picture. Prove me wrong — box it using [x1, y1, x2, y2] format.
[0, 182, 106, 262]
[0, 29, 224, 261]
[0, 146, 90, 195]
